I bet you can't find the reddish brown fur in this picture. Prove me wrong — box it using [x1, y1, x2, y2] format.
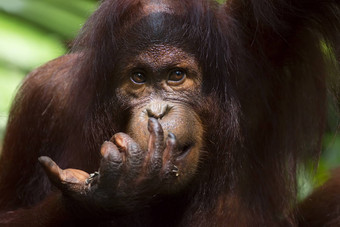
[0, 0, 339, 226]
[298, 169, 340, 226]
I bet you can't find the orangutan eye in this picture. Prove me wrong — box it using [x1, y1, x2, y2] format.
[131, 72, 146, 84]
[168, 69, 186, 85]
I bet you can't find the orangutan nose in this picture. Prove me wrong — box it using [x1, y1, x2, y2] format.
[146, 102, 172, 119]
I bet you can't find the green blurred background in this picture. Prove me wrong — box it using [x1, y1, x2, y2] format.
[0, 0, 339, 200]
[0, 0, 97, 141]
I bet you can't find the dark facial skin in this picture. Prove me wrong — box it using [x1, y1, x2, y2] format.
[116, 44, 204, 191]
[39, 44, 204, 212]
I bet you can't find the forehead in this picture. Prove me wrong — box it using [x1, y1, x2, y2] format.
[116, 3, 200, 69]
[135, 45, 197, 68]
[118, 5, 196, 53]
[115, 44, 200, 75]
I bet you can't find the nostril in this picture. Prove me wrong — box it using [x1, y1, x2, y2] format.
[146, 104, 172, 119]
[146, 108, 166, 119]
[146, 109, 157, 118]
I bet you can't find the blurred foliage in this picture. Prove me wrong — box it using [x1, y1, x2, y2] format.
[0, 0, 98, 142]
[0, 0, 339, 201]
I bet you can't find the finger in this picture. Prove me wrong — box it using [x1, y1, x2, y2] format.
[147, 118, 164, 154]
[145, 118, 165, 174]
[99, 141, 123, 188]
[112, 133, 144, 168]
[100, 141, 123, 164]
[39, 156, 91, 194]
[61, 169, 92, 194]
[38, 156, 64, 188]
[162, 132, 177, 171]
[63, 169, 90, 184]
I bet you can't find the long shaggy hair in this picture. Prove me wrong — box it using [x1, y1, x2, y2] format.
[0, 0, 339, 225]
